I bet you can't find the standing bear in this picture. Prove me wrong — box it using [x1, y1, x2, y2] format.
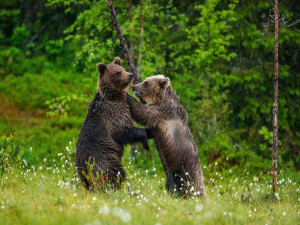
[76, 57, 149, 189]
[127, 75, 206, 197]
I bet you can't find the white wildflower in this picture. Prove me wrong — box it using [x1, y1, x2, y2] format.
[195, 204, 203, 213]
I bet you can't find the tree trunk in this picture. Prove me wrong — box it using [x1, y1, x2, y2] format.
[107, 0, 139, 85]
[137, 0, 144, 75]
[128, 0, 134, 60]
[107, 0, 146, 158]
[127, 0, 137, 158]
[272, 0, 279, 194]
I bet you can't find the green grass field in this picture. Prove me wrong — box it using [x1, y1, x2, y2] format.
[1, 145, 299, 225]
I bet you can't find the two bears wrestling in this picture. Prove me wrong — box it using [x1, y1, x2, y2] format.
[76, 57, 206, 198]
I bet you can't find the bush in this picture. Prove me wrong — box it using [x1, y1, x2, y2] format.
[0, 133, 28, 176]
[0, 69, 95, 114]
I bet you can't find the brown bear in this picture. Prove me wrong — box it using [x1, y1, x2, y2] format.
[76, 57, 149, 190]
[126, 75, 206, 197]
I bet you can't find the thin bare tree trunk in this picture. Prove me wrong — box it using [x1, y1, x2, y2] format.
[128, 0, 134, 60]
[137, 0, 144, 75]
[127, 0, 136, 158]
[107, 0, 145, 158]
[272, 0, 279, 193]
[107, 0, 139, 85]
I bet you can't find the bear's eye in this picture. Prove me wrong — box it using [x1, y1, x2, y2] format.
[116, 72, 121, 76]
[144, 81, 149, 88]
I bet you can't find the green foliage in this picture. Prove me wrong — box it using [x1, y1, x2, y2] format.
[258, 126, 273, 151]
[123, 143, 164, 175]
[82, 157, 124, 191]
[0, 69, 94, 112]
[0, 134, 27, 177]
[0, 0, 300, 171]
[9, 25, 30, 47]
[45, 94, 89, 117]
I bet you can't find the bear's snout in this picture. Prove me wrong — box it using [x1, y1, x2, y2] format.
[132, 84, 142, 97]
[128, 73, 134, 80]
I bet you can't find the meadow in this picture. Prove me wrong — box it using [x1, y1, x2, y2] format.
[1, 0, 300, 224]
[0, 84, 299, 224]
[1, 145, 299, 225]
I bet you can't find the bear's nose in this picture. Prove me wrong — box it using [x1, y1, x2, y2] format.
[132, 85, 136, 91]
[128, 73, 134, 80]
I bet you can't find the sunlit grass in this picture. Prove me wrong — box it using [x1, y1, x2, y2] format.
[0, 146, 299, 225]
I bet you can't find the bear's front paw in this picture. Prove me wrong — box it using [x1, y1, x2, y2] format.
[145, 128, 154, 139]
[142, 136, 149, 150]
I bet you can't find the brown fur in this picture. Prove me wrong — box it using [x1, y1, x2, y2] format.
[127, 75, 206, 197]
[76, 57, 148, 190]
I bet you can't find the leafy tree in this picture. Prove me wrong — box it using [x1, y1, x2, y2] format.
[1, 0, 299, 170]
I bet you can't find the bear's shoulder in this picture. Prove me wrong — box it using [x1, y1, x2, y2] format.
[177, 104, 187, 123]
[88, 92, 103, 113]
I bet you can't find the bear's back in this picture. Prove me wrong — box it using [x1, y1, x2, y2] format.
[78, 92, 132, 150]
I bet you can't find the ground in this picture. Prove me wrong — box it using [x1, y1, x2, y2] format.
[0, 147, 299, 225]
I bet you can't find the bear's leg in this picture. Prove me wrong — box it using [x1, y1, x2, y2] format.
[173, 171, 191, 196]
[186, 164, 206, 198]
[106, 165, 126, 189]
[76, 153, 92, 189]
[195, 167, 206, 198]
[77, 167, 90, 190]
[88, 159, 126, 190]
[165, 171, 176, 192]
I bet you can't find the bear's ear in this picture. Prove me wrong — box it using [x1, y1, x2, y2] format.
[97, 62, 106, 75]
[113, 57, 122, 66]
[159, 77, 170, 89]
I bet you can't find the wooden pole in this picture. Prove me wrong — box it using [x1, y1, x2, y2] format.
[272, 0, 278, 193]
[107, 0, 139, 85]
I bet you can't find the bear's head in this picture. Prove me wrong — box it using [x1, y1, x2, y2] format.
[97, 57, 134, 93]
[132, 75, 170, 103]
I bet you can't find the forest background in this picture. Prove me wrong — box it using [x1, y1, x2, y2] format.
[1, 1, 300, 224]
[1, 0, 299, 172]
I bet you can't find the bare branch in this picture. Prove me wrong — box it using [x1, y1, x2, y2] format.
[272, 0, 279, 194]
[107, 0, 146, 104]
[268, 7, 300, 27]
[107, 0, 138, 84]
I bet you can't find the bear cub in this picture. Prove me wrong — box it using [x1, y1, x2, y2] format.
[127, 75, 206, 197]
[76, 57, 149, 189]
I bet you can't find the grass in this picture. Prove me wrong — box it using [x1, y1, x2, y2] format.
[0, 146, 299, 225]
